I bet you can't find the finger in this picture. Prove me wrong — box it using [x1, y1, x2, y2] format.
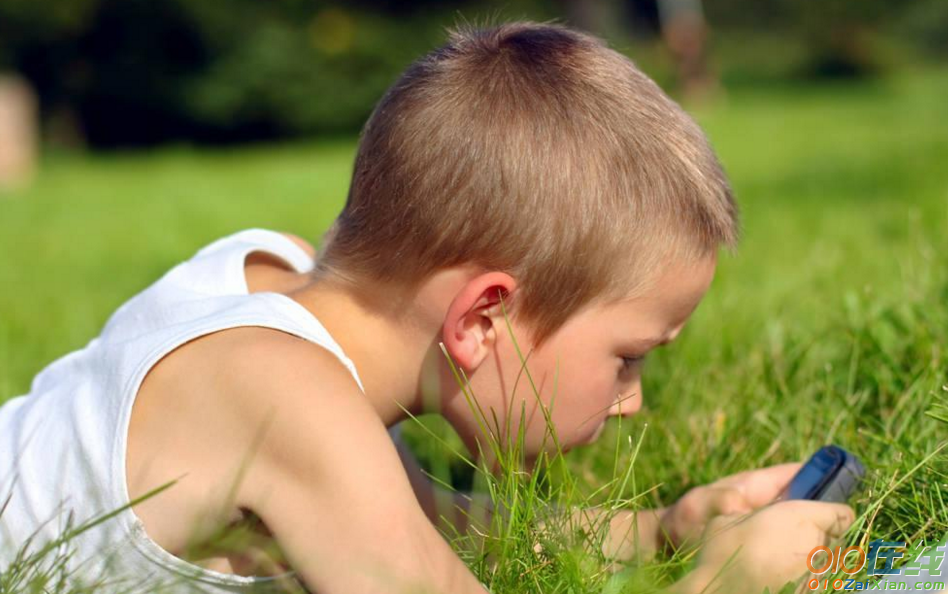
[789, 501, 856, 538]
[709, 487, 753, 516]
[716, 462, 802, 490]
[703, 512, 749, 540]
[719, 462, 805, 506]
[823, 503, 857, 538]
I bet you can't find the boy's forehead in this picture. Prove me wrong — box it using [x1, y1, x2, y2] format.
[598, 255, 717, 334]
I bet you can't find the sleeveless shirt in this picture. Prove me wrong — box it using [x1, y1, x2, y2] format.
[0, 228, 367, 592]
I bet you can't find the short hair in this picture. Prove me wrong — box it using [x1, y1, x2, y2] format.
[313, 19, 739, 349]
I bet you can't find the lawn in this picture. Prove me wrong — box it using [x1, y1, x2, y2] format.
[1, 67, 946, 593]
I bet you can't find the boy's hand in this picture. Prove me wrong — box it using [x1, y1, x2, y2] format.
[659, 462, 802, 551]
[677, 499, 856, 594]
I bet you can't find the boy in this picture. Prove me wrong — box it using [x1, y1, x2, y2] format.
[0, 20, 855, 594]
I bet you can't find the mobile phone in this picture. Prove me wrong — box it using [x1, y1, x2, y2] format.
[774, 445, 866, 503]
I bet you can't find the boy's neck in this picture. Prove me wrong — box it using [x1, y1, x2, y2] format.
[288, 267, 480, 428]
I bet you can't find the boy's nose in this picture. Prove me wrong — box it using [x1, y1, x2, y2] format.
[609, 383, 642, 417]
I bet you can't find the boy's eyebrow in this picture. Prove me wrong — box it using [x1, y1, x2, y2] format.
[628, 336, 665, 350]
[630, 331, 679, 350]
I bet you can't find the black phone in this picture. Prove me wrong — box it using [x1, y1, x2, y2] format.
[774, 445, 866, 503]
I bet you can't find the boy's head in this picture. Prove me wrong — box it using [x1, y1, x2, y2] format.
[314, 20, 738, 458]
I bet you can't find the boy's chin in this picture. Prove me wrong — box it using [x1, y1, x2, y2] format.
[528, 436, 590, 461]
[487, 434, 594, 473]
[578, 421, 607, 446]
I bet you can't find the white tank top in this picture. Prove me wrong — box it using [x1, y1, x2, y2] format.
[0, 228, 366, 592]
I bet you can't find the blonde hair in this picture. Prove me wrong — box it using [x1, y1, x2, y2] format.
[313, 19, 739, 349]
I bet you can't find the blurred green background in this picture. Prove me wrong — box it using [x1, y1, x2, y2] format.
[1, 0, 946, 555]
[1, 0, 946, 145]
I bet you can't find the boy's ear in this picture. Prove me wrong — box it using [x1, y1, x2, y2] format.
[441, 272, 516, 372]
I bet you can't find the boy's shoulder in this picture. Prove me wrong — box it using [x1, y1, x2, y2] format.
[201, 324, 374, 474]
[128, 324, 376, 563]
[204, 326, 393, 500]
[217, 325, 365, 422]
[136, 328, 480, 591]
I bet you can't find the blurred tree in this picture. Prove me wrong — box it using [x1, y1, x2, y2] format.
[73, 0, 208, 146]
[0, 0, 447, 146]
[177, 2, 428, 141]
[794, 0, 890, 78]
[896, 0, 948, 58]
[0, 0, 941, 147]
[555, 0, 618, 37]
[625, 0, 662, 38]
[703, 0, 891, 79]
[0, 0, 99, 144]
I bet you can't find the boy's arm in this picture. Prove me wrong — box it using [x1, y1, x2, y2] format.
[230, 334, 490, 594]
[389, 425, 670, 565]
[388, 424, 493, 538]
[569, 505, 671, 563]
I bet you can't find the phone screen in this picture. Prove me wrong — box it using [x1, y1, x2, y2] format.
[778, 446, 845, 500]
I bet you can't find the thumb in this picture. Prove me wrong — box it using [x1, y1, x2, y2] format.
[806, 502, 857, 538]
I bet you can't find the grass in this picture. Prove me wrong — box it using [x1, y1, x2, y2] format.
[1, 66, 946, 592]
